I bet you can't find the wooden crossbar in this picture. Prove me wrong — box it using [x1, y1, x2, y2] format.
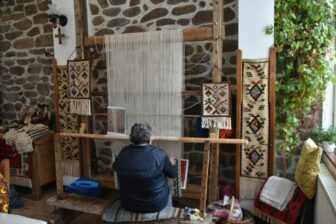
[59, 132, 248, 145]
[84, 27, 213, 47]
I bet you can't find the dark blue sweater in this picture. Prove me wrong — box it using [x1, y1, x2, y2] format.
[113, 144, 178, 213]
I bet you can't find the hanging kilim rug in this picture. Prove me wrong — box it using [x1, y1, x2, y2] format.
[57, 66, 80, 177]
[68, 60, 91, 116]
[201, 82, 232, 130]
[240, 59, 270, 199]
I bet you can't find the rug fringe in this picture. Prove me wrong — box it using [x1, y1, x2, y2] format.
[11, 176, 32, 188]
[201, 117, 232, 129]
[62, 160, 80, 177]
[70, 99, 91, 116]
[254, 207, 286, 224]
[240, 176, 264, 200]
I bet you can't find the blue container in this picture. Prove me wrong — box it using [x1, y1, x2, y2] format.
[65, 177, 101, 197]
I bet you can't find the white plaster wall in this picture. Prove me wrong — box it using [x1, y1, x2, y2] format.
[238, 0, 274, 59]
[322, 82, 335, 129]
[51, 0, 77, 65]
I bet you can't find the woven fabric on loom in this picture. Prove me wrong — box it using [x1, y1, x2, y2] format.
[240, 59, 270, 199]
[105, 29, 183, 159]
[57, 66, 80, 176]
[68, 60, 91, 116]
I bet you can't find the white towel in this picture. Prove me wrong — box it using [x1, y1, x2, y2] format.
[260, 176, 297, 211]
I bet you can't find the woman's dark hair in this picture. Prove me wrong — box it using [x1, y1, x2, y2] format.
[130, 123, 152, 144]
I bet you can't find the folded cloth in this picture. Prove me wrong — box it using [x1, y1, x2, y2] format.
[254, 177, 306, 224]
[260, 176, 297, 211]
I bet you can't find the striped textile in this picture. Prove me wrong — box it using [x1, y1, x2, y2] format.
[102, 200, 185, 223]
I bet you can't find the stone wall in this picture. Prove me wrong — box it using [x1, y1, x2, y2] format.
[0, 0, 54, 126]
[88, 0, 238, 185]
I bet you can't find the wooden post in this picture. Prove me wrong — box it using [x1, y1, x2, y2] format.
[73, 0, 92, 178]
[269, 47, 276, 176]
[55, 133, 64, 194]
[235, 49, 242, 199]
[208, 0, 225, 203]
[199, 141, 211, 217]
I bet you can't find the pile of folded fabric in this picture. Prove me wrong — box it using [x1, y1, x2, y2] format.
[254, 176, 306, 224]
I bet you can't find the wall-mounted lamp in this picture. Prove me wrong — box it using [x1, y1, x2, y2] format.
[48, 14, 68, 28]
[47, 3, 68, 28]
[47, 3, 68, 44]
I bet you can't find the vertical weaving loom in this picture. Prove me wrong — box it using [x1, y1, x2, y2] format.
[105, 29, 184, 159]
[68, 60, 92, 116]
[240, 59, 270, 199]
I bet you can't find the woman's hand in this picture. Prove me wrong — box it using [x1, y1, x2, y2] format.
[169, 155, 176, 165]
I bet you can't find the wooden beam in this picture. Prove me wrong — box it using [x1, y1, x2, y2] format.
[84, 27, 213, 48]
[59, 132, 248, 145]
[235, 49, 242, 199]
[199, 141, 211, 217]
[269, 47, 276, 176]
[54, 133, 64, 194]
[208, 0, 224, 203]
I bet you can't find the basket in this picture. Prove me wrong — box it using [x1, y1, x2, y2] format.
[222, 208, 254, 224]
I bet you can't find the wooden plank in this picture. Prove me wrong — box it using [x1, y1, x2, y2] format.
[54, 133, 64, 194]
[47, 194, 108, 215]
[92, 90, 201, 97]
[32, 140, 41, 200]
[74, 0, 92, 178]
[199, 141, 211, 217]
[59, 132, 248, 145]
[235, 49, 243, 199]
[84, 27, 213, 47]
[52, 58, 60, 133]
[269, 47, 276, 176]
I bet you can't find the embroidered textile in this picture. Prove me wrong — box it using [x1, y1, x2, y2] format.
[0, 173, 9, 213]
[240, 59, 270, 199]
[68, 60, 91, 116]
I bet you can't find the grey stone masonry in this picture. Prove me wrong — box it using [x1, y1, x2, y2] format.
[0, 0, 54, 126]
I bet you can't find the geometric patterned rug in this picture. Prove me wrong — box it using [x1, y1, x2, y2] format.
[240, 59, 270, 199]
[202, 82, 231, 117]
[57, 66, 80, 161]
[68, 60, 91, 116]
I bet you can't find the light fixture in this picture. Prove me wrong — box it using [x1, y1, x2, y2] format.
[47, 3, 68, 28]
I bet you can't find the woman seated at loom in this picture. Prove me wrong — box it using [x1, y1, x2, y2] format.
[113, 122, 177, 213]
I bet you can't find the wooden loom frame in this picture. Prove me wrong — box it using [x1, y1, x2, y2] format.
[50, 0, 250, 218]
